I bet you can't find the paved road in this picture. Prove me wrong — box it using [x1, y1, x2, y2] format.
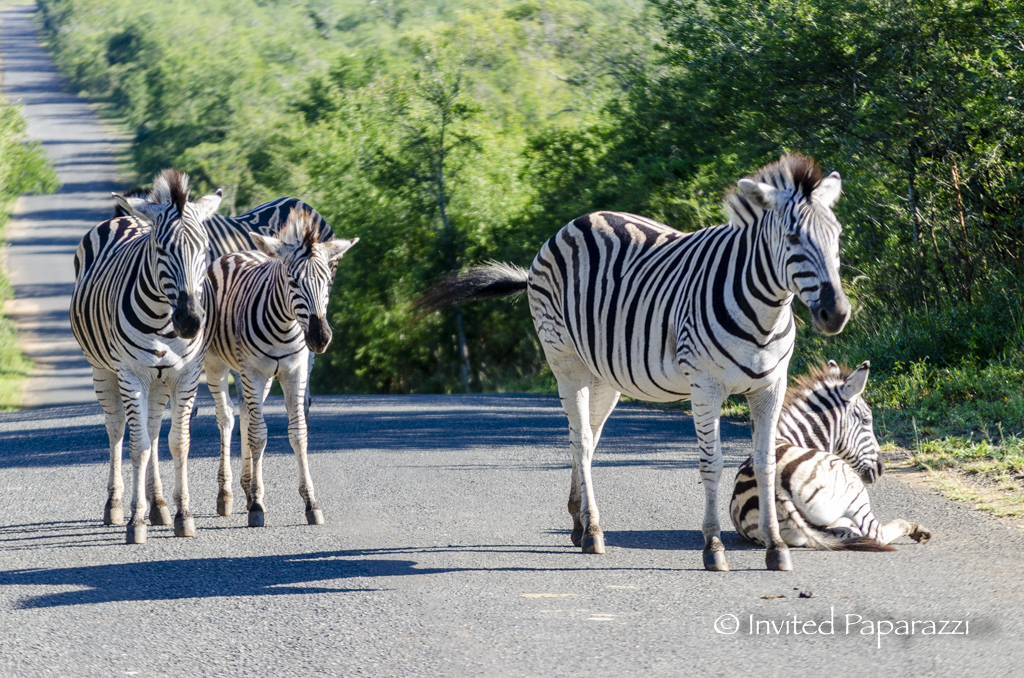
[0, 3, 126, 407]
[0, 394, 1021, 676]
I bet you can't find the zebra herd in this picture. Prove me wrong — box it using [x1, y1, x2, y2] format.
[69, 154, 930, 569]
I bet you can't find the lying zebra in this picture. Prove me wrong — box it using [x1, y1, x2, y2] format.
[204, 208, 357, 526]
[730, 360, 932, 550]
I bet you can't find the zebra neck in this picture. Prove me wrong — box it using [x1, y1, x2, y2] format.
[726, 224, 794, 339]
[777, 404, 836, 453]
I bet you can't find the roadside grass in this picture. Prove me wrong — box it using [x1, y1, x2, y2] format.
[0, 305, 31, 410]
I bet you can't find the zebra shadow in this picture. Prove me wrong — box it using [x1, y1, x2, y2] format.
[604, 529, 758, 551]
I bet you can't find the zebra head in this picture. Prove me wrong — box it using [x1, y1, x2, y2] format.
[781, 360, 883, 483]
[249, 208, 358, 354]
[735, 154, 851, 335]
[112, 170, 220, 339]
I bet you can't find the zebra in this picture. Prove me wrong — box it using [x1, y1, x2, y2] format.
[115, 189, 336, 418]
[416, 153, 851, 571]
[730, 360, 933, 549]
[71, 169, 220, 544]
[203, 207, 357, 527]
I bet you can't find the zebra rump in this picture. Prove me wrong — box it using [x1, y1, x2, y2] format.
[415, 262, 529, 316]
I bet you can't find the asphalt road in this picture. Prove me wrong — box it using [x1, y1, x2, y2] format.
[0, 394, 1021, 677]
[0, 2, 125, 407]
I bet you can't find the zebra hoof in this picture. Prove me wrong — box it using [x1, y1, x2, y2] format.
[766, 548, 794, 571]
[703, 548, 729, 572]
[217, 499, 233, 517]
[125, 523, 148, 544]
[910, 526, 932, 544]
[150, 504, 172, 526]
[174, 516, 196, 538]
[581, 534, 605, 554]
[104, 503, 124, 526]
[305, 509, 324, 525]
[570, 527, 583, 548]
[248, 510, 265, 528]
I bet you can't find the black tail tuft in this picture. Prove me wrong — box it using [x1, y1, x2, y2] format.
[831, 536, 897, 552]
[414, 262, 529, 317]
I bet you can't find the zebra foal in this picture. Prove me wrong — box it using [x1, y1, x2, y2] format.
[71, 170, 220, 544]
[418, 154, 851, 571]
[204, 208, 357, 527]
[731, 361, 932, 549]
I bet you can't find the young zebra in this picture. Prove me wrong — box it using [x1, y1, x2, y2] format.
[204, 208, 357, 527]
[417, 154, 851, 571]
[730, 361, 932, 549]
[116, 190, 336, 417]
[71, 170, 221, 544]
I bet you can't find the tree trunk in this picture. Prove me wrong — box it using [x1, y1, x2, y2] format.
[454, 302, 471, 393]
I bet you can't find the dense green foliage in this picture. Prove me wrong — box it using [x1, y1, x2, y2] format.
[34, 0, 1024, 430]
[0, 102, 60, 408]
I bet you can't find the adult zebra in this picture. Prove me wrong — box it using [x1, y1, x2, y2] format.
[731, 361, 932, 549]
[417, 154, 851, 571]
[115, 190, 335, 418]
[72, 170, 221, 544]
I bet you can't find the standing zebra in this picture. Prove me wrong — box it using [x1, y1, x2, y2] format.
[417, 154, 850, 571]
[116, 191, 335, 417]
[204, 208, 357, 527]
[72, 170, 220, 544]
[731, 361, 932, 549]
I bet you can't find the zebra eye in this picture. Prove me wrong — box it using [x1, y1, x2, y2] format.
[787, 232, 800, 245]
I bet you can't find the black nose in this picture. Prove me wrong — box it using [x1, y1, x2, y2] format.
[812, 282, 851, 335]
[172, 292, 204, 339]
[304, 315, 332, 353]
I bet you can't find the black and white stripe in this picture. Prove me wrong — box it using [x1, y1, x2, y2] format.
[730, 361, 932, 550]
[71, 169, 220, 544]
[203, 208, 357, 527]
[417, 154, 851, 571]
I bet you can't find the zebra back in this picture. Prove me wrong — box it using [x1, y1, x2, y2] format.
[115, 192, 334, 262]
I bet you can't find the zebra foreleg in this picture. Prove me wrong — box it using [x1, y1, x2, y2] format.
[691, 382, 729, 571]
[207, 359, 236, 516]
[120, 373, 152, 544]
[281, 359, 322, 524]
[94, 369, 126, 526]
[747, 381, 793, 571]
[873, 518, 932, 546]
[242, 374, 271, 527]
[167, 385, 198, 538]
[145, 389, 172, 526]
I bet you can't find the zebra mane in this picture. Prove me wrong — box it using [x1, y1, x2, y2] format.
[148, 169, 191, 214]
[725, 153, 824, 224]
[783, 361, 854, 410]
[279, 207, 321, 253]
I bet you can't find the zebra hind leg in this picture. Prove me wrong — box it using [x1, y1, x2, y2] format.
[553, 359, 612, 554]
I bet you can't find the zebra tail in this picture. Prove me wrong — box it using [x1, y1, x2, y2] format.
[414, 262, 529, 316]
[780, 490, 896, 552]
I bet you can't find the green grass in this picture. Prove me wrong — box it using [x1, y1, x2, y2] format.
[0, 313, 31, 410]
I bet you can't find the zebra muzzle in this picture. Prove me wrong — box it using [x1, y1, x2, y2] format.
[304, 315, 332, 353]
[172, 293, 204, 339]
[810, 282, 851, 335]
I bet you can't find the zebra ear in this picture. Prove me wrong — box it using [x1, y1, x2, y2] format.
[815, 171, 842, 208]
[840, 361, 870, 399]
[737, 179, 789, 213]
[826, 359, 841, 377]
[324, 237, 358, 262]
[189, 188, 223, 222]
[112, 193, 161, 224]
[250, 232, 286, 259]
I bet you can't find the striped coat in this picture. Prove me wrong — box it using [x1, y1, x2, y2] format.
[731, 361, 932, 549]
[417, 154, 852, 572]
